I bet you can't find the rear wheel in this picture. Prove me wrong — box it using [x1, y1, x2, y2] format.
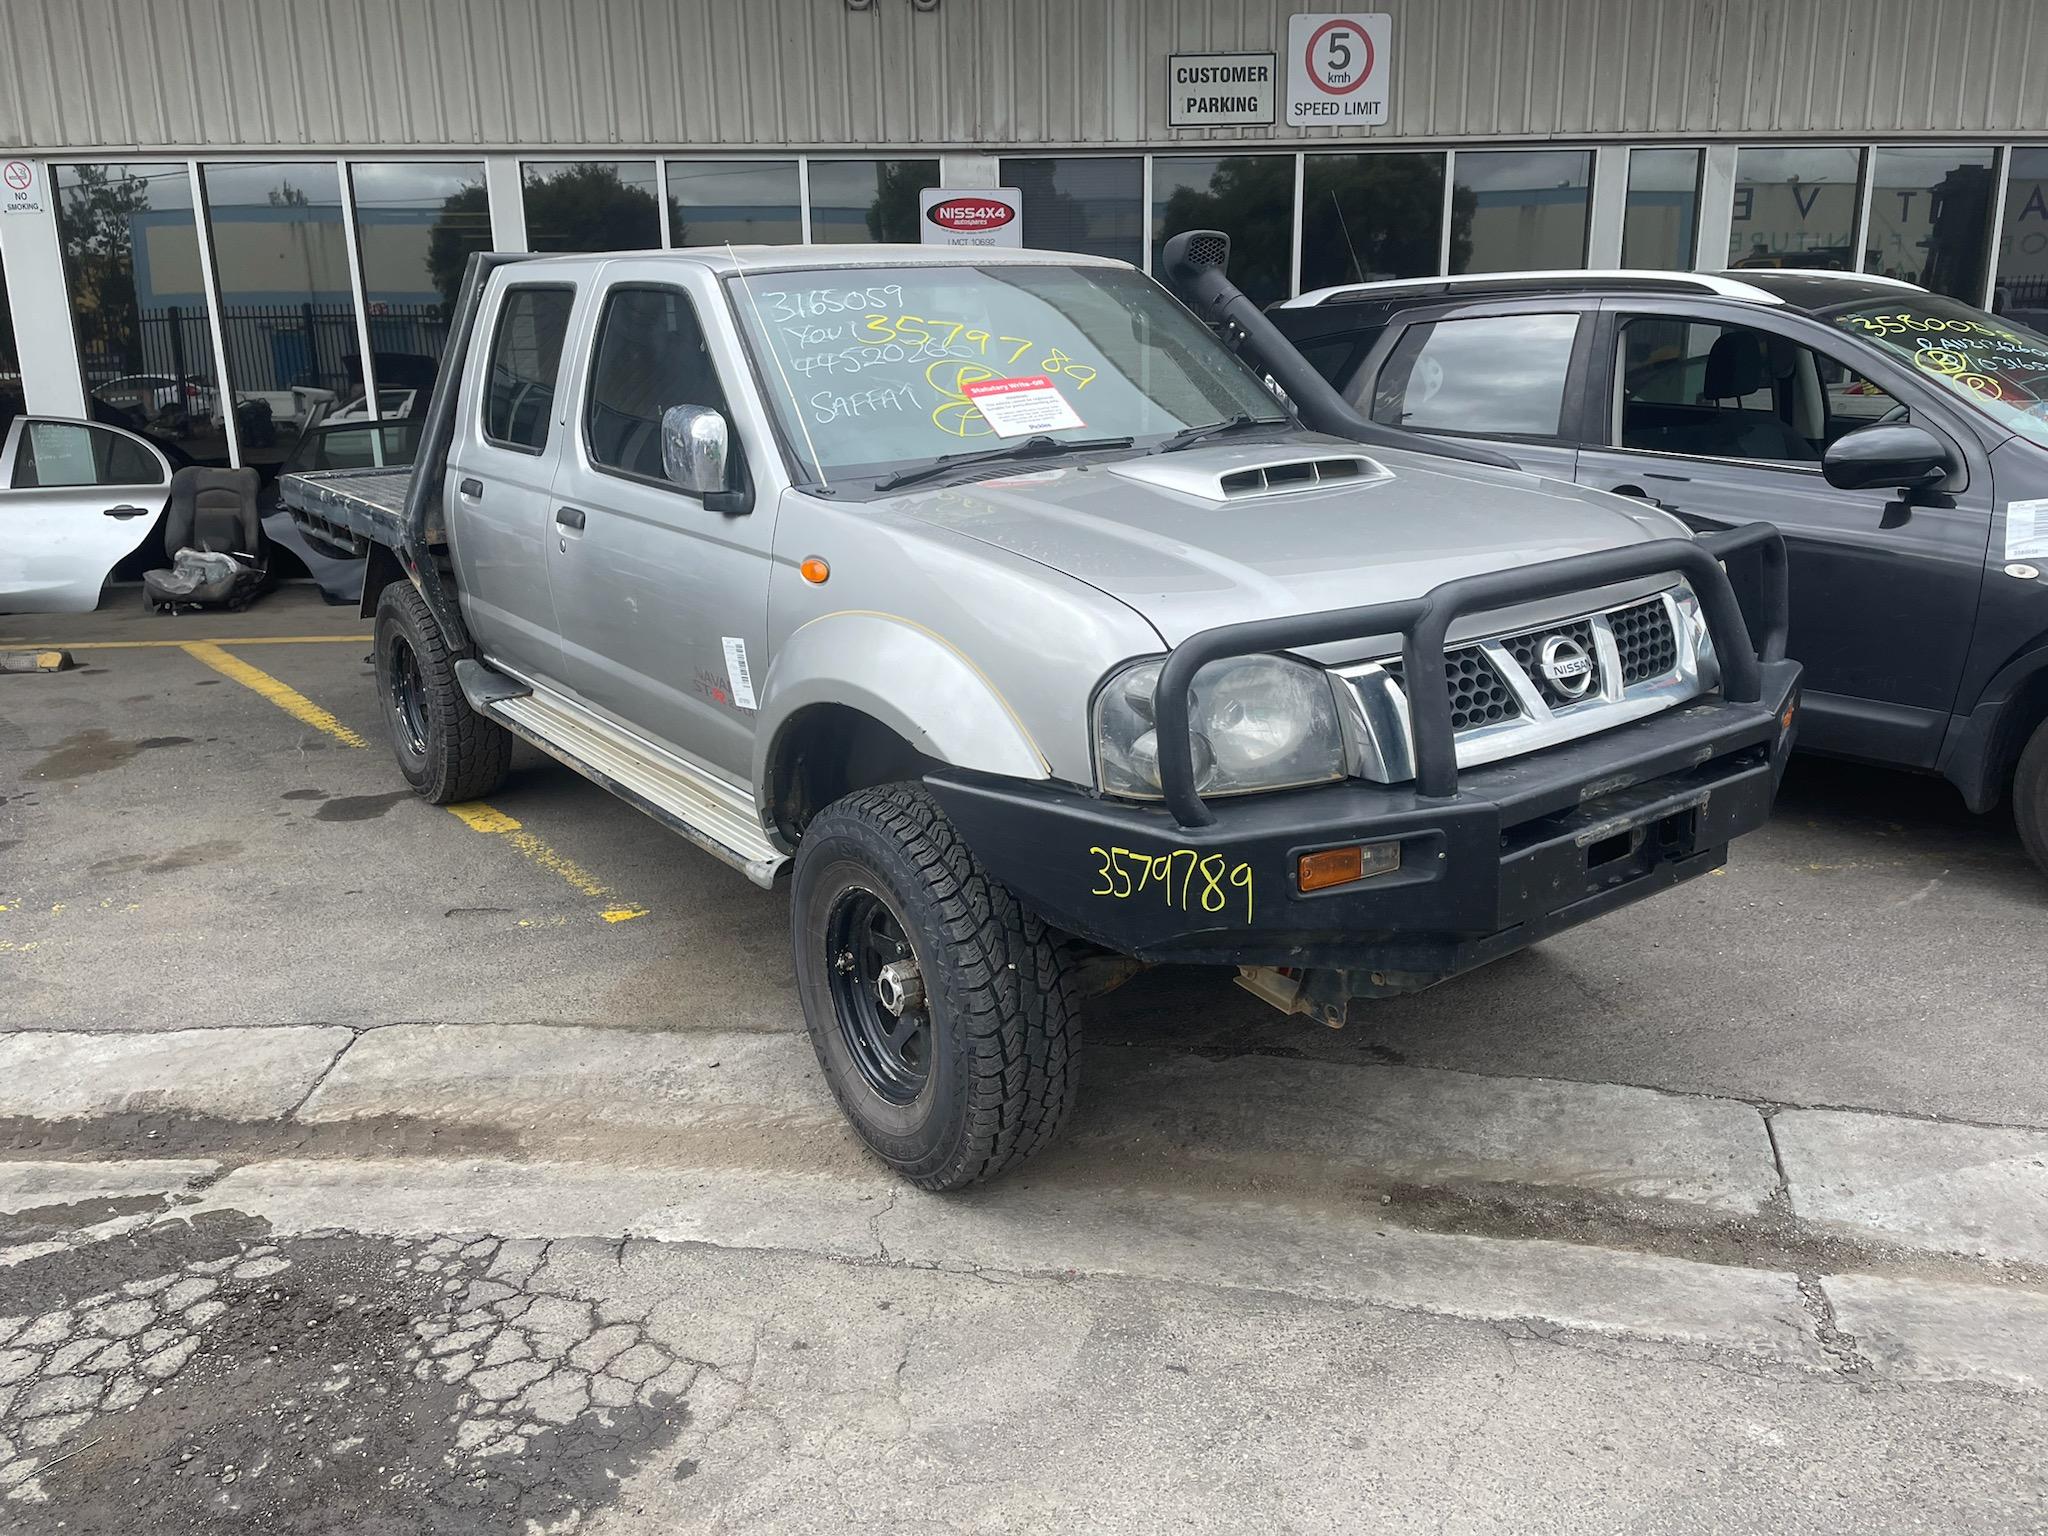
[2015, 715, 2048, 878]
[791, 783, 1082, 1191]
[372, 581, 512, 804]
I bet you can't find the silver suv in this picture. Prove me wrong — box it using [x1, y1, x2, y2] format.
[283, 234, 1800, 1189]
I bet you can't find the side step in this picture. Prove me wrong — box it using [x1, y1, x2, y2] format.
[456, 665, 787, 889]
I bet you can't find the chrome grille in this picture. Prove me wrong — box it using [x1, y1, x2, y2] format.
[1383, 650, 1522, 730]
[1501, 618, 1601, 710]
[1610, 598, 1680, 685]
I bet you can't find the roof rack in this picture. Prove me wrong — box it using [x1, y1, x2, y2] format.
[1282, 269, 1793, 308]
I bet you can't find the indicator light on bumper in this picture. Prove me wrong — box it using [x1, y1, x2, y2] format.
[1297, 841, 1402, 892]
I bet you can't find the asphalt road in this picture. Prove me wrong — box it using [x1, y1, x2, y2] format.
[4, 587, 2048, 1532]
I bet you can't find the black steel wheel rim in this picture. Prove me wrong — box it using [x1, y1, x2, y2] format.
[388, 637, 429, 758]
[825, 885, 930, 1106]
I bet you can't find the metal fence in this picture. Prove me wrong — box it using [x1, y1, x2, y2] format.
[80, 301, 451, 404]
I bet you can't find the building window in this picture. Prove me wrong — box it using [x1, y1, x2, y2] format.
[1866, 146, 1996, 300]
[348, 161, 490, 426]
[1000, 156, 1144, 265]
[1151, 154, 1292, 306]
[0, 248, 20, 439]
[1997, 148, 2048, 317]
[1300, 153, 1445, 289]
[667, 160, 801, 246]
[807, 160, 940, 243]
[1450, 151, 1592, 275]
[199, 161, 356, 470]
[1729, 147, 1862, 271]
[1369, 313, 1579, 437]
[521, 161, 661, 253]
[1622, 148, 1701, 271]
[54, 162, 230, 466]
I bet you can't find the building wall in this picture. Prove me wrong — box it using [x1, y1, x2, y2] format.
[3, 0, 2046, 155]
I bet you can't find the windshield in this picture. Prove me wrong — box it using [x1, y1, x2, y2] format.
[725, 263, 1288, 484]
[1827, 294, 2048, 443]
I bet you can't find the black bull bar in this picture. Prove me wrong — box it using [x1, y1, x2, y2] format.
[1152, 523, 1789, 827]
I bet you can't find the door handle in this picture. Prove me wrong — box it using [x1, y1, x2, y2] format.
[458, 477, 484, 498]
[102, 504, 151, 519]
[555, 507, 587, 530]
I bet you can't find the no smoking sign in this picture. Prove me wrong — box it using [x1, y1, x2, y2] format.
[1, 158, 43, 215]
[1285, 12, 1390, 126]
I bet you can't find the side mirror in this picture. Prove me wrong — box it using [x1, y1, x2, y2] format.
[1821, 422, 1955, 493]
[661, 404, 730, 495]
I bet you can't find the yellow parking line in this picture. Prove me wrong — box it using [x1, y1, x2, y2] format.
[181, 640, 648, 923]
[446, 802, 649, 922]
[0, 635, 370, 649]
[180, 642, 371, 748]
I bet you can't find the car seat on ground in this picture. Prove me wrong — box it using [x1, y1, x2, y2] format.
[142, 466, 271, 612]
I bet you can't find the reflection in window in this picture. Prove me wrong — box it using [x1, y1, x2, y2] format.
[1997, 148, 2048, 318]
[483, 287, 573, 452]
[667, 160, 801, 246]
[201, 161, 356, 469]
[0, 247, 20, 440]
[1151, 155, 1292, 306]
[1450, 151, 1591, 275]
[348, 162, 490, 425]
[1865, 147, 1995, 301]
[1000, 157, 1144, 265]
[54, 162, 230, 465]
[1622, 149, 1701, 270]
[1370, 313, 1578, 436]
[1300, 153, 1445, 288]
[521, 161, 661, 253]
[808, 160, 940, 243]
[1729, 147, 1862, 270]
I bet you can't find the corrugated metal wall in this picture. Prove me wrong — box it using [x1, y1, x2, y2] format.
[3, 0, 2045, 152]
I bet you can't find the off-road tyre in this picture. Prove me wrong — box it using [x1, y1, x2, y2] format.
[2015, 714, 2048, 878]
[791, 782, 1082, 1191]
[372, 581, 512, 805]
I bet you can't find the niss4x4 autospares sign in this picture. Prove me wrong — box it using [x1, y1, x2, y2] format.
[918, 188, 1025, 248]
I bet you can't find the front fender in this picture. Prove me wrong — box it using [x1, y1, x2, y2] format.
[752, 611, 1052, 790]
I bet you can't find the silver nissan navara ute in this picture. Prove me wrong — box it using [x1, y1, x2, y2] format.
[282, 233, 1800, 1191]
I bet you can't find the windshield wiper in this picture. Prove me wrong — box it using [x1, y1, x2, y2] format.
[872, 434, 1135, 492]
[1155, 413, 1282, 453]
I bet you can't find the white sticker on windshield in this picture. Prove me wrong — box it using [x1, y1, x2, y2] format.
[960, 375, 1086, 438]
[720, 637, 758, 711]
[2007, 499, 2048, 562]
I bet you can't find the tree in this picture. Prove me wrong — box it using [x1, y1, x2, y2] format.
[1157, 158, 1295, 306]
[425, 184, 493, 314]
[427, 165, 664, 311]
[867, 161, 929, 242]
[1300, 157, 1461, 287]
[54, 164, 152, 373]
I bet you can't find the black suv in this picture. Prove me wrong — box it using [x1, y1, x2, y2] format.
[1268, 269, 2048, 875]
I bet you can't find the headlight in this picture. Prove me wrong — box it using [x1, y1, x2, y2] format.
[1094, 653, 1345, 800]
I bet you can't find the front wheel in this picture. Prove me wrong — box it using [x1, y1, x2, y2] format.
[791, 783, 1082, 1191]
[372, 582, 512, 804]
[2015, 715, 2048, 878]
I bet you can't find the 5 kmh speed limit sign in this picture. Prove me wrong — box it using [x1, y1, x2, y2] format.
[1285, 12, 1390, 126]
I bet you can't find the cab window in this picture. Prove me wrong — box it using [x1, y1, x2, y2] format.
[584, 286, 732, 486]
[482, 286, 574, 453]
[1613, 317, 1897, 464]
[1368, 313, 1578, 437]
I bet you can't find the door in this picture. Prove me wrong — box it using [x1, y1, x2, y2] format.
[544, 278, 775, 781]
[0, 419, 172, 614]
[1354, 306, 1593, 482]
[445, 281, 578, 684]
[1577, 310, 1993, 766]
